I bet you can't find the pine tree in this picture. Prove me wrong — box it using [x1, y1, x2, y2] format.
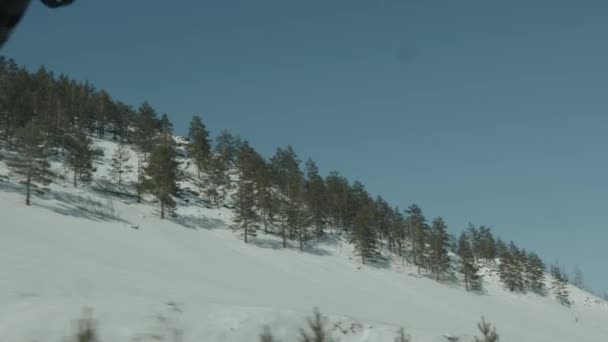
[159, 113, 173, 136]
[270, 146, 304, 244]
[457, 232, 482, 291]
[477, 225, 497, 260]
[144, 133, 179, 219]
[495, 238, 508, 257]
[352, 199, 378, 264]
[498, 241, 526, 292]
[232, 142, 260, 243]
[304, 159, 326, 241]
[205, 154, 230, 205]
[551, 264, 571, 306]
[135, 152, 145, 203]
[256, 161, 278, 234]
[109, 141, 132, 187]
[525, 252, 546, 295]
[187, 115, 211, 179]
[215, 129, 239, 167]
[429, 217, 452, 280]
[65, 131, 99, 187]
[405, 204, 428, 274]
[6, 121, 52, 205]
[134, 101, 159, 159]
[325, 171, 349, 230]
[473, 317, 499, 342]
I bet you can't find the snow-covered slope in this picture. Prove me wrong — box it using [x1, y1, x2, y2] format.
[0, 138, 606, 342]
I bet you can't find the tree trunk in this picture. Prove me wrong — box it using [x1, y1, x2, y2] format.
[73, 170, 77, 187]
[25, 173, 31, 206]
[282, 223, 286, 248]
[160, 200, 165, 219]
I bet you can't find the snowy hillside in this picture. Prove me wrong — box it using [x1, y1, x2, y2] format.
[0, 138, 607, 342]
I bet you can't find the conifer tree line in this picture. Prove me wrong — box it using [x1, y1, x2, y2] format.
[0, 57, 575, 305]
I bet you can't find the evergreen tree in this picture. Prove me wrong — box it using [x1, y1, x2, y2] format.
[429, 217, 452, 280]
[135, 152, 145, 203]
[374, 196, 392, 250]
[457, 232, 482, 291]
[270, 146, 304, 245]
[325, 171, 349, 230]
[187, 115, 211, 179]
[390, 207, 407, 257]
[231, 141, 260, 243]
[134, 101, 158, 159]
[109, 141, 132, 187]
[304, 158, 326, 241]
[498, 242, 524, 292]
[495, 238, 508, 257]
[551, 264, 571, 306]
[205, 154, 231, 205]
[159, 113, 173, 136]
[144, 133, 179, 219]
[525, 252, 546, 295]
[473, 317, 499, 342]
[405, 204, 428, 274]
[65, 131, 99, 187]
[6, 121, 52, 205]
[351, 199, 378, 264]
[215, 129, 239, 167]
[477, 225, 497, 260]
[256, 160, 279, 234]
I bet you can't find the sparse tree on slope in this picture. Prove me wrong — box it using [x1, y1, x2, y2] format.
[525, 252, 546, 295]
[429, 217, 452, 280]
[352, 199, 378, 264]
[304, 158, 326, 241]
[499, 242, 525, 292]
[144, 133, 179, 219]
[232, 142, 260, 243]
[7, 121, 52, 205]
[405, 204, 429, 275]
[187, 115, 211, 179]
[215, 129, 240, 167]
[109, 141, 132, 187]
[457, 232, 482, 291]
[205, 154, 231, 205]
[134, 101, 159, 160]
[65, 131, 99, 187]
[325, 171, 349, 231]
[256, 161, 279, 234]
[551, 264, 571, 306]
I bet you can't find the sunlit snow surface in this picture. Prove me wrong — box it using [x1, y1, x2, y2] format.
[0, 138, 606, 342]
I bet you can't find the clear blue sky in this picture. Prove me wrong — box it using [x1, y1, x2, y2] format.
[4, 0, 607, 294]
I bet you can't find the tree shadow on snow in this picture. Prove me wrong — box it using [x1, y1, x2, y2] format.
[36, 190, 130, 224]
[249, 236, 332, 256]
[0, 180, 130, 224]
[170, 213, 226, 230]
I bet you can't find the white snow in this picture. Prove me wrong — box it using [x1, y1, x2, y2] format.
[0, 138, 606, 342]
